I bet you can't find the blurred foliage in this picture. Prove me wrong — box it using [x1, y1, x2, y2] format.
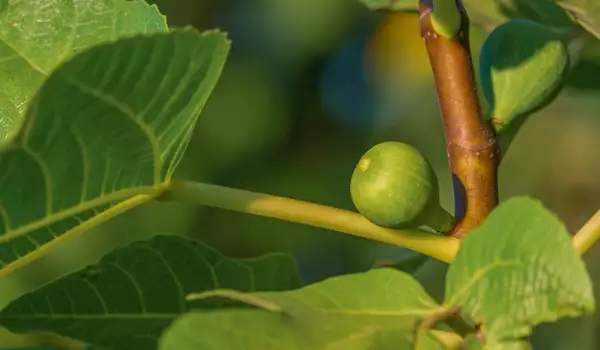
[1, 0, 599, 349]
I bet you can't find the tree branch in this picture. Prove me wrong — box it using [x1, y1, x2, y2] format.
[419, 0, 499, 238]
[158, 181, 460, 263]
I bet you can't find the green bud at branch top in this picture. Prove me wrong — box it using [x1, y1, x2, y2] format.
[479, 19, 569, 131]
[430, 0, 462, 38]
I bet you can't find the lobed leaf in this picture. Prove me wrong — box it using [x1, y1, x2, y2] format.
[445, 197, 595, 347]
[0, 29, 230, 272]
[0, 235, 301, 349]
[0, 0, 168, 145]
[159, 268, 443, 350]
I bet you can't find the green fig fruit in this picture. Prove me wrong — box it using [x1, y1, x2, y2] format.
[479, 19, 569, 131]
[350, 141, 454, 232]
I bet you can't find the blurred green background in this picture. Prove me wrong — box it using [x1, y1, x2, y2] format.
[2, 1, 600, 349]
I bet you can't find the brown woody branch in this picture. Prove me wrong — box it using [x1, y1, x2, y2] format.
[419, 0, 499, 238]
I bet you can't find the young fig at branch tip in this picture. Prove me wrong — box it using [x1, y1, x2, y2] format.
[350, 141, 455, 233]
[479, 19, 569, 132]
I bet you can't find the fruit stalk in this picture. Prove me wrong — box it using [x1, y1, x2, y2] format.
[418, 0, 499, 238]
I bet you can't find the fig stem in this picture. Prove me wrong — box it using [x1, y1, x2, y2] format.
[573, 210, 600, 255]
[419, 0, 499, 238]
[159, 180, 460, 263]
[426, 205, 456, 233]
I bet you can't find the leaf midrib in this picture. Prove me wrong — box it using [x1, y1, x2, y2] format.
[0, 186, 162, 244]
[446, 259, 521, 306]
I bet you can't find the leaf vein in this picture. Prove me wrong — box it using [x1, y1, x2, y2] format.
[0, 36, 48, 76]
[21, 145, 54, 216]
[70, 126, 90, 202]
[106, 262, 147, 313]
[59, 74, 161, 185]
[0, 186, 160, 244]
[447, 259, 522, 306]
[140, 244, 187, 313]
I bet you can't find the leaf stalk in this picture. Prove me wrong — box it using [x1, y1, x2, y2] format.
[573, 210, 600, 254]
[158, 180, 460, 263]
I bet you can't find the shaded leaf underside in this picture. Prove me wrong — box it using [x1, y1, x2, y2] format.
[0, 235, 301, 349]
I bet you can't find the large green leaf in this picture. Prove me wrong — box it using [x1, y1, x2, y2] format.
[0, 29, 230, 271]
[0, 0, 168, 145]
[556, 0, 600, 39]
[159, 268, 443, 350]
[0, 235, 301, 349]
[445, 197, 595, 348]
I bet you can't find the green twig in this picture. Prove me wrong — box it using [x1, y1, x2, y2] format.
[572, 210, 600, 254]
[158, 181, 460, 263]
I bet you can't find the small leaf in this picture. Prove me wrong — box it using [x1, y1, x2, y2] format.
[462, 0, 574, 32]
[359, 0, 418, 12]
[0, 29, 229, 271]
[0, 0, 168, 145]
[160, 268, 442, 349]
[479, 19, 569, 130]
[445, 197, 595, 346]
[0, 235, 300, 349]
